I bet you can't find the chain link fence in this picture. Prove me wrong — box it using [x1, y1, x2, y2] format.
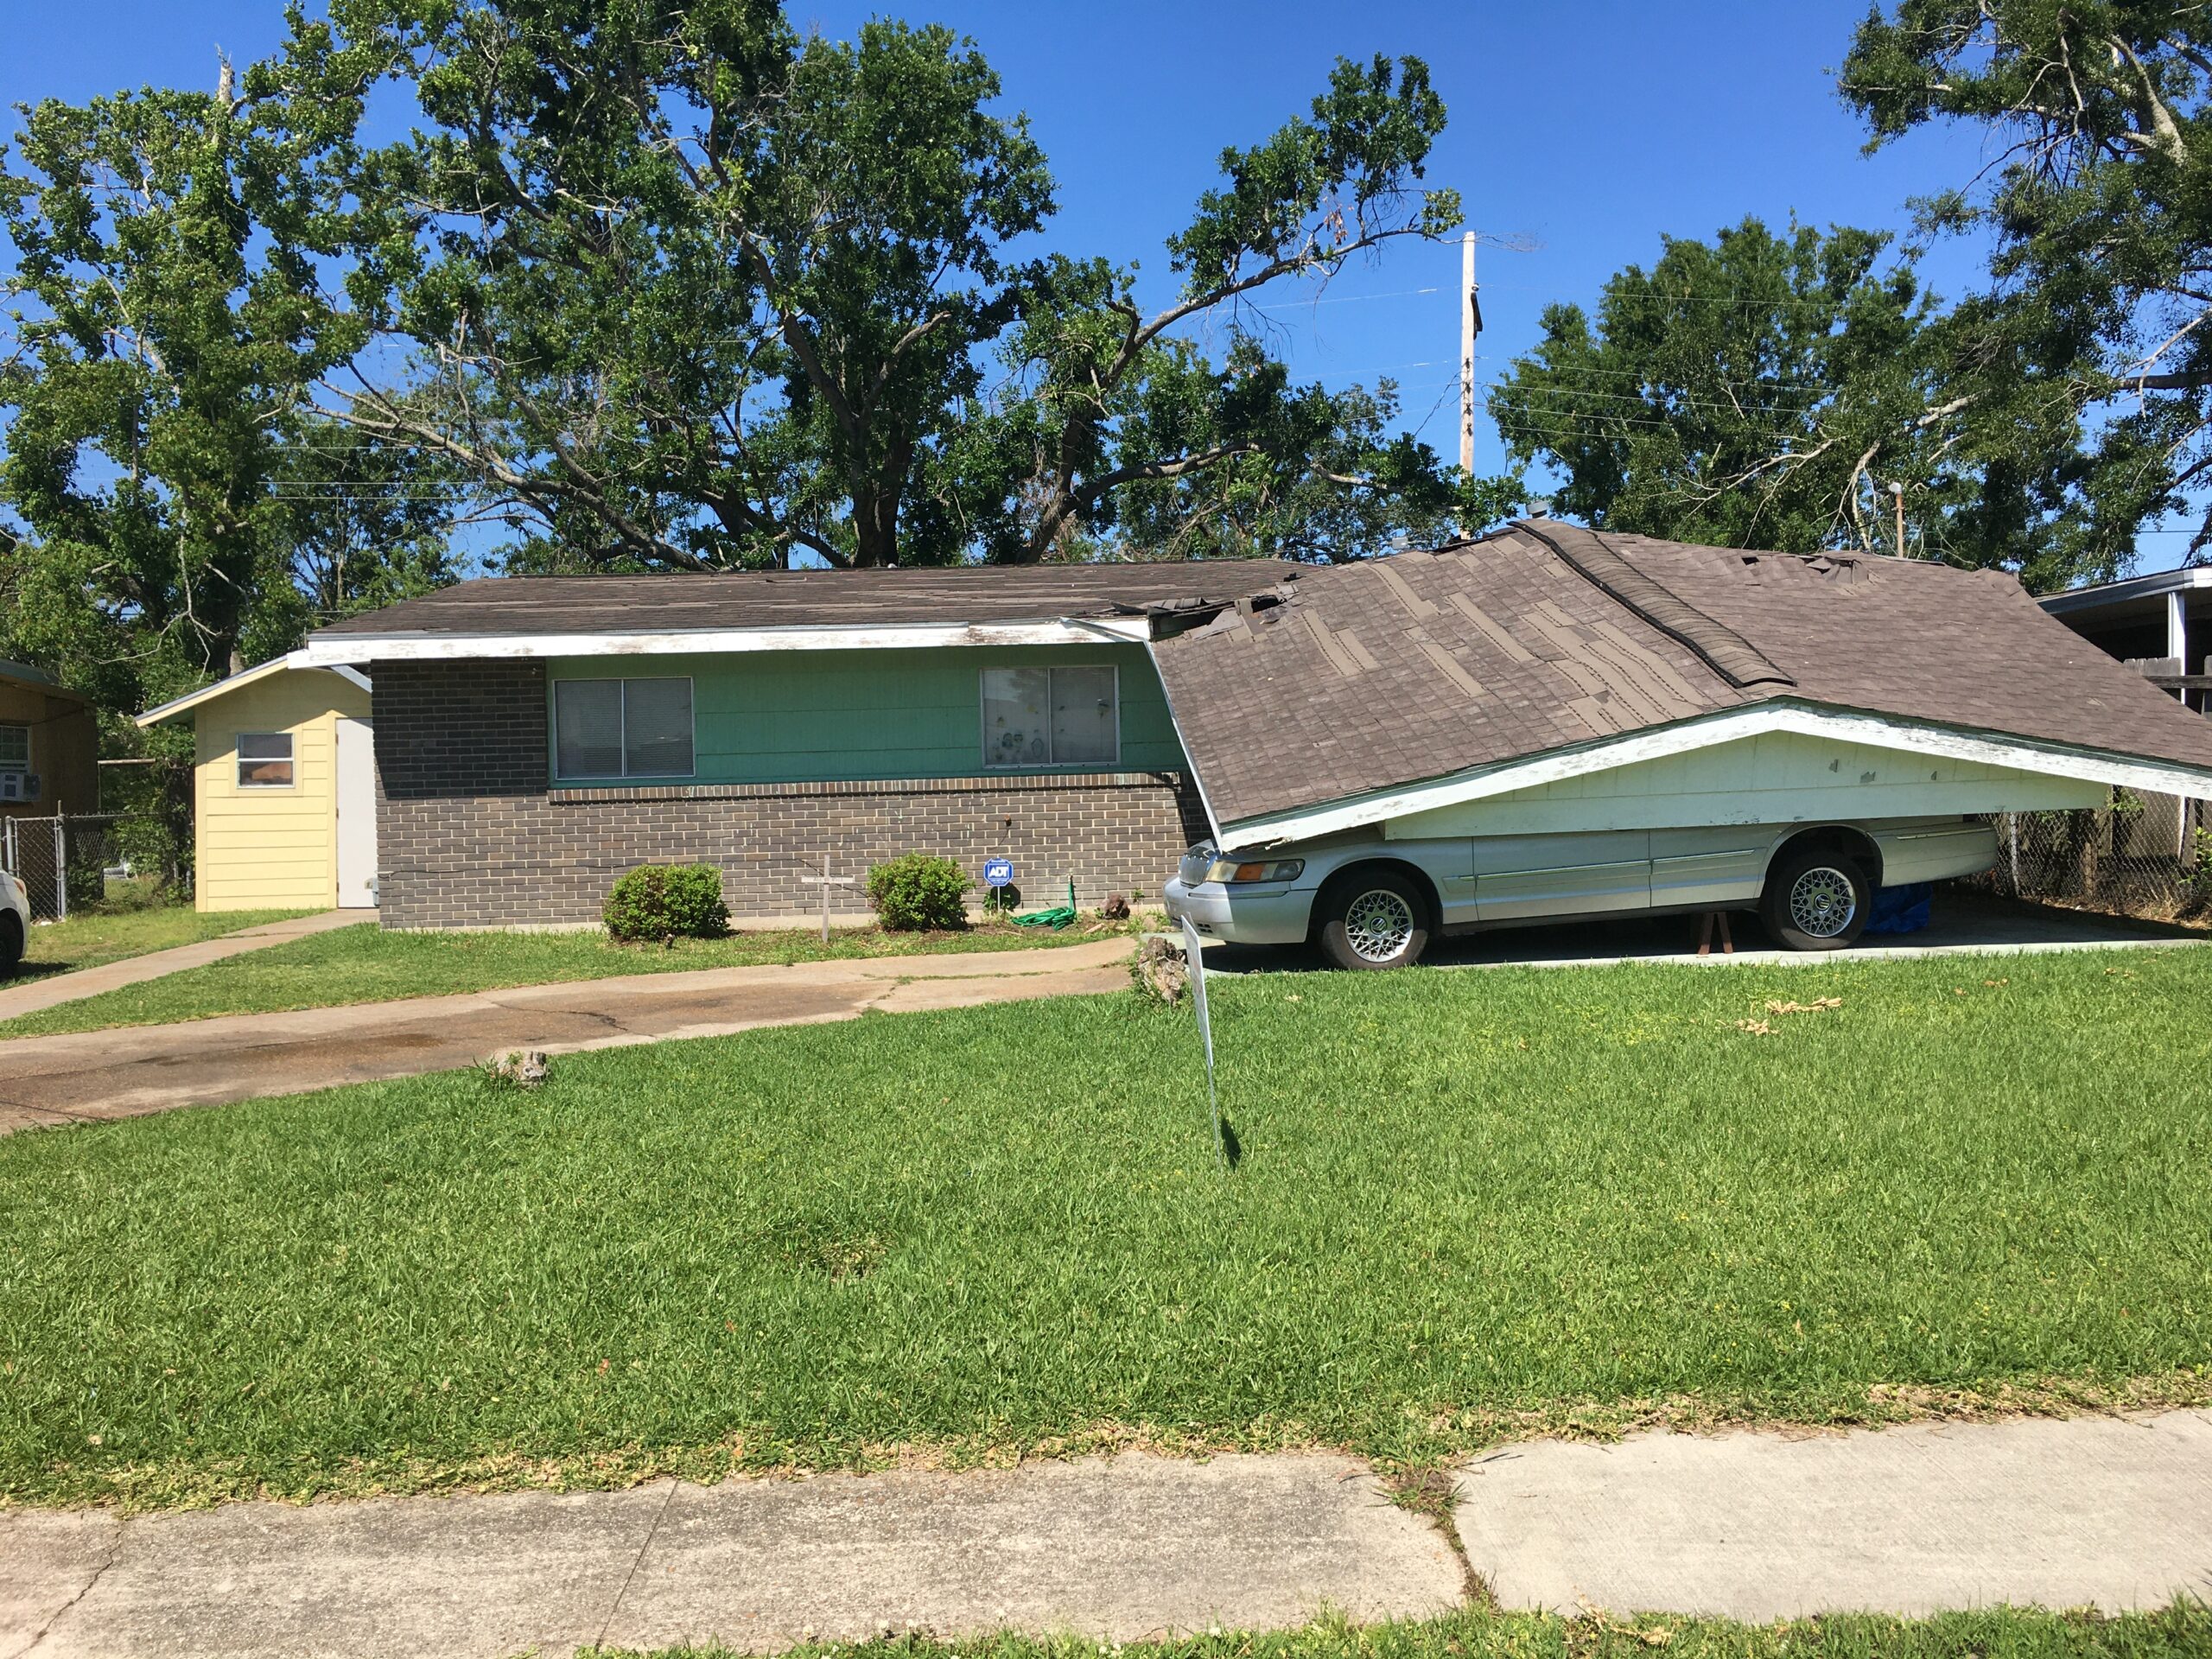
[0, 813, 127, 920]
[1974, 791, 2212, 923]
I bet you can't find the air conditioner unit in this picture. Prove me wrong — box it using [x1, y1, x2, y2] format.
[0, 773, 38, 803]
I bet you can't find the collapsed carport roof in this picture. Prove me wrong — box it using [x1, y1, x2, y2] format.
[1152, 519, 2212, 848]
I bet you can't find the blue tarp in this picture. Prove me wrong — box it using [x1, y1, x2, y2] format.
[1866, 880, 1934, 936]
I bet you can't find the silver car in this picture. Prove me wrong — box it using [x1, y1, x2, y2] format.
[1163, 817, 1999, 969]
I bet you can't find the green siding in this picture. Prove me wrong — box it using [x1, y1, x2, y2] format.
[546, 644, 1186, 785]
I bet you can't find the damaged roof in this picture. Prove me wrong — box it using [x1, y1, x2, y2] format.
[1155, 518, 2212, 829]
[313, 561, 1301, 637]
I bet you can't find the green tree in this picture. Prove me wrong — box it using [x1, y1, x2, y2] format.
[1489, 218, 2092, 582]
[267, 2, 1469, 567]
[1841, 1, 2212, 576]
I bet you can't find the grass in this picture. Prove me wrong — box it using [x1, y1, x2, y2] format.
[13, 899, 311, 982]
[588, 1605, 2212, 1659]
[1, 945, 2209, 1508]
[0, 913, 1140, 1037]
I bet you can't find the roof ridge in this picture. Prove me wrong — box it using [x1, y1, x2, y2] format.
[1512, 519, 1795, 690]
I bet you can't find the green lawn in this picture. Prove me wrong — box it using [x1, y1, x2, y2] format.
[2, 946, 2209, 1508]
[13, 902, 312, 981]
[593, 1605, 2212, 1659]
[0, 915, 1138, 1037]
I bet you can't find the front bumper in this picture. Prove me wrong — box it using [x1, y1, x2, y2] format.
[1161, 875, 1314, 946]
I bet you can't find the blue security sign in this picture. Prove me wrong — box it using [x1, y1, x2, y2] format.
[982, 858, 1014, 889]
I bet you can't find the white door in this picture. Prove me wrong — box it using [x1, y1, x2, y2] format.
[335, 717, 378, 908]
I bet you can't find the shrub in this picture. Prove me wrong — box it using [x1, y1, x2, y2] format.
[603, 864, 729, 944]
[866, 853, 972, 931]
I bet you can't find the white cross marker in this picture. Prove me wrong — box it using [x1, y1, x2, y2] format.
[798, 849, 856, 943]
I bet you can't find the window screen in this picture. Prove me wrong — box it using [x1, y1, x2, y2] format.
[982, 665, 1118, 767]
[1050, 665, 1118, 764]
[554, 681, 623, 778]
[622, 678, 694, 777]
[0, 724, 25, 774]
[554, 677, 694, 779]
[237, 732, 295, 788]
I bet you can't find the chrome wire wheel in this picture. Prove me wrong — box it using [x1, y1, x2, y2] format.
[1788, 865, 1859, 939]
[1343, 888, 1416, 963]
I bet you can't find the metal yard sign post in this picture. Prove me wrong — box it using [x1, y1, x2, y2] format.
[799, 850, 855, 944]
[1180, 914, 1225, 1167]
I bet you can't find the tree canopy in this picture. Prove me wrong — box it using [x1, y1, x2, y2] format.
[1841, 0, 2212, 573]
[259, 1, 1480, 569]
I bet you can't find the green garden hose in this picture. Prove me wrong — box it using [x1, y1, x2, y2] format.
[1011, 879, 1077, 930]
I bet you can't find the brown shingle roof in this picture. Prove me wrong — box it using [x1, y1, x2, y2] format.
[314, 561, 1302, 637]
[1155, 519, 2212, 828]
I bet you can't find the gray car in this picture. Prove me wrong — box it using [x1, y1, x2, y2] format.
[1162, 817, 1999, 969]
[0, 866, 27, 976]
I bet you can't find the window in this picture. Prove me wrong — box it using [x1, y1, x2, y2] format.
[553, 677, 694, 779]
[981, 664, 1118, 768]
[238, 732, 295, 788]
[0, 724, 26, 775]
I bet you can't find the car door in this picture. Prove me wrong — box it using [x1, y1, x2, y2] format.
[1471, 830, 1653, 921]
[1649, 825, 1770, 911]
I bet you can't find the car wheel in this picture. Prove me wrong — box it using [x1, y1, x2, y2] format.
[0, 912, 20, 977]
[1759, 848, 1872, 951]
[1316, 869, 1430, 970]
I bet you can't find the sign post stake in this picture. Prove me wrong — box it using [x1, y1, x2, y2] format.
[1180, 915, 1225, 1167]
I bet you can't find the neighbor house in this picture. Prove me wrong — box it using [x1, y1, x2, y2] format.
[0, 659, 98, 818]
[137, 659, 378, 912]
[261, 524, 2212, 932]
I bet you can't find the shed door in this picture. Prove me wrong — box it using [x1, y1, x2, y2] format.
[335, 717, 378, 909]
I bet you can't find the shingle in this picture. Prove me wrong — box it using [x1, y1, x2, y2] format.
[1153, 518, 2212, 828]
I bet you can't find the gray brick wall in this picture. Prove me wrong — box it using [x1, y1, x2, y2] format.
[372, 658, 1209, 928]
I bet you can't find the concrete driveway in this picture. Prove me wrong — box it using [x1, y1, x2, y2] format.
[1192, 891, 2206, 975]
[0, 938, 1135, 1135]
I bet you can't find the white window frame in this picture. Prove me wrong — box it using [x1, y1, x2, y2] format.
[236, 731, 296, 790]
[550, 675, 697, 781]
[979, 663, 1121, 771]
[0, 723, 27, 775]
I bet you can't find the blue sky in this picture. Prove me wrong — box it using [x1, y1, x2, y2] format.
[5, 1, 2190, 569]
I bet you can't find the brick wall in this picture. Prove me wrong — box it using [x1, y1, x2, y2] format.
[372, 658, 1209, 928]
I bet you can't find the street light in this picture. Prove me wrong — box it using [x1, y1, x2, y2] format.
[1886, 480, 1906, 556]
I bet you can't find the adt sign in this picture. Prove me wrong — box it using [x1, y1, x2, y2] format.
[982, 858, 1014, 889]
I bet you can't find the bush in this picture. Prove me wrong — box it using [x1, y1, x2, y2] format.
[603, 864, 729, 944]
[866, 853, 972, 931]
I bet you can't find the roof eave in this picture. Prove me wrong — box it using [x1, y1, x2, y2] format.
[1211, 700, 2212, 851]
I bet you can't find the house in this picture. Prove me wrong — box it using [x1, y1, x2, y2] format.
[0, 659, 98, 817]
[265, 523, 2212, 935]
[286, 563, 1293, 927]
[1149, 520, 2212, 862]
[136, 659, 378, 912]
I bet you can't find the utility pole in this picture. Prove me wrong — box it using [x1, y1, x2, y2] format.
[1459, 231, 1480, 476]
[1888, 480, 1906, 557]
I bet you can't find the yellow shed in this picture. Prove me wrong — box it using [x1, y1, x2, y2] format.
[138, 658, 378, 913]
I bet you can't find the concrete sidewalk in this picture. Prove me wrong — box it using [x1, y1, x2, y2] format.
[0, 1453, 1460, 1659]
[0, 911, 359, 1022]
[6, 1414, 2211, 1656]
[1456, 1409, 2212, 1620]
[0, 938, 1135, 1134]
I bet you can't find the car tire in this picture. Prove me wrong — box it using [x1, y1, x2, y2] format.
[1759, 847, 1872, 951]
[1316, 868, 1431, 970]
[0, 912, 20, 978]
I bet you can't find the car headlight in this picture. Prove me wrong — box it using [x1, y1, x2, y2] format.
[1203, 857, 1305, 884]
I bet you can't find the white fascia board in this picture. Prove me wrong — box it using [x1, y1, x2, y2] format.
[294, 619, 1135, 667]
[1216, 701, 2212, 851]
